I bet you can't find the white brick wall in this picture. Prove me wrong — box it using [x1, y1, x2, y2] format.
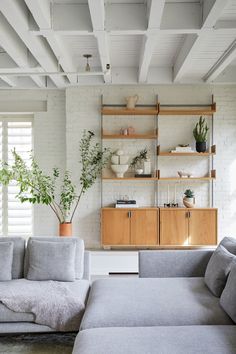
[0, 85, 235, 248]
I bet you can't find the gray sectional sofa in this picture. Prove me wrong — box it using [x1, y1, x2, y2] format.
[0, 236, 90, 334]
[73, 238, 236, 354]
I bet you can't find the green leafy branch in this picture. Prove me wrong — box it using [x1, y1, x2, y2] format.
[0, 130, 110, 224]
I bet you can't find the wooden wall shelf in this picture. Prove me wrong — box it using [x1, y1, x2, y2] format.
[102, 177, 159, 181]
[157, 145, 216, 156]
[158, 103, 216, 116]
[102, 133, 157, 140]
[157, 177, 215, 181]
[156, 169, 216, 181]
[101, 108, 158, 115]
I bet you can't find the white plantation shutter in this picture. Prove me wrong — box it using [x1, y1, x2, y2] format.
[1, 118, 33, 237]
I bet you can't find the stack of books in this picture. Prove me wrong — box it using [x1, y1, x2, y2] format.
[115, 200, 138, 208]
[171, 146, 194, 153]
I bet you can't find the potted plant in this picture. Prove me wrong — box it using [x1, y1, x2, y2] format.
[0, 130, 110, 237]
[129, 148, 148, 175]
[183, 189, 195, 208]
[193, 116, 209, 153]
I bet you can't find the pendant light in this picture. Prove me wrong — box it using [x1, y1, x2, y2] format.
[83, 54, 92, 72]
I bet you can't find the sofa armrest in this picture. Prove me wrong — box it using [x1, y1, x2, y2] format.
[139, 250, 214, 278]
[83, 251, 91, 281]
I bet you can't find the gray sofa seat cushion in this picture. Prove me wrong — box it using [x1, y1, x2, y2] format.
[220, 263, 236, 323]
[0, 279, 90, 324]
[204, 245, 236, 297]
[73, 326, 236, 354]
[0, 242, 14, 281]
[220, 237, 236, 255]
[26, 240, 76, 281]
[24, 237, 84, 279]
[0, 237, 25, 279]
[80, 278, 232, 330]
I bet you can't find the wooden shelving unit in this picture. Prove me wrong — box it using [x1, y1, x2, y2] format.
[100, 95, 217, 248]
[157, 145, 216, 156]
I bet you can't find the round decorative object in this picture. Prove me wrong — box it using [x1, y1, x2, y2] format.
[183, 197, 195, 208]
[135, 168, 143, 175]
[196, 142, 206, 153]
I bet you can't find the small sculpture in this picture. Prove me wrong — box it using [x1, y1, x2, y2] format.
[126, 95, 139, 110]
[177, 171, 193, 178]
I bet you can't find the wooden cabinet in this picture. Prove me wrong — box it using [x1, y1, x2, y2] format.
[160, 208, 217, 246]
[101, 208, 159, 247]
[189, 210, 217, 245]
[160, 209, 188, 245]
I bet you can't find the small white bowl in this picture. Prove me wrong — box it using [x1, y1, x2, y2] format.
[135, 169, 143, 175]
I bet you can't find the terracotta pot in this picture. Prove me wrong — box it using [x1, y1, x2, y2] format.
[59, 223, 72, 237]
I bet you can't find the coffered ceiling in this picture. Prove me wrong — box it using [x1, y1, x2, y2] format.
[0, 0, 236, 88]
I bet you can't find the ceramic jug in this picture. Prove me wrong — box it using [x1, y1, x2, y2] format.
[126, 95, 139, 109]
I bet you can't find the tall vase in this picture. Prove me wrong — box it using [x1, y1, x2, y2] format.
[59, 223, 72, 237]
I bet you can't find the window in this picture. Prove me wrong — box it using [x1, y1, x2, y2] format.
[0, 117, 33, 237]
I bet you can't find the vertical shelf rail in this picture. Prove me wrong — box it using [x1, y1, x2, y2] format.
[101, 94, 104, 208]
[211, 94, 215, 208]
[155, 94, 159, 207]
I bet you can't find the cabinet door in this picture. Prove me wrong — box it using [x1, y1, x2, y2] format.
[160, 210, 188, 245]
[101, 210, 130, 245]
[189, 210, 217, 245]
[130, 209, 158, 245]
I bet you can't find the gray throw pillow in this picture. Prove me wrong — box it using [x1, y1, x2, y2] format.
[24, 237, 84, 279]
[220, 237, 236, 255]
[204, 245, 236, 297]
[27, 240, 76, 281]
[0, 242, 14, 281]
[220, 263, 236, 323]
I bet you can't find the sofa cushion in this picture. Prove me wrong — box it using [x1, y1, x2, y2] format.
[204, 245, 236, 297]
[80, 278, 232, 330]
[0, 242, 14, 281]
[220, 263, 236, 323]
[0, 279, 90, 324]
[24, 237, 84, 279]
[73, 326, 236, 354]
[0, 237, 25, 279]
[220, 237, 236, 255]
[26, 240, 76, 281]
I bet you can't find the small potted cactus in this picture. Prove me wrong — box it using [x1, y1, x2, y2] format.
[193, 116, 209, 153]
[183, 189, 195, 208]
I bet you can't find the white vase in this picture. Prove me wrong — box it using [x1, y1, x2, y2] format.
[183, 197, 195, 208]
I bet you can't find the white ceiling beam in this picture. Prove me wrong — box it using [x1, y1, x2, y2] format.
[0, 0, 66, 88]
[24, 0, 77, 84]
[173, 0, 230, 82]
[88, 0, 111, 84]
[138, 0, 165, 83]
[204, 39, 236, 82]
[0, 76, 18, 87]
[0, 12, 45, 88]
